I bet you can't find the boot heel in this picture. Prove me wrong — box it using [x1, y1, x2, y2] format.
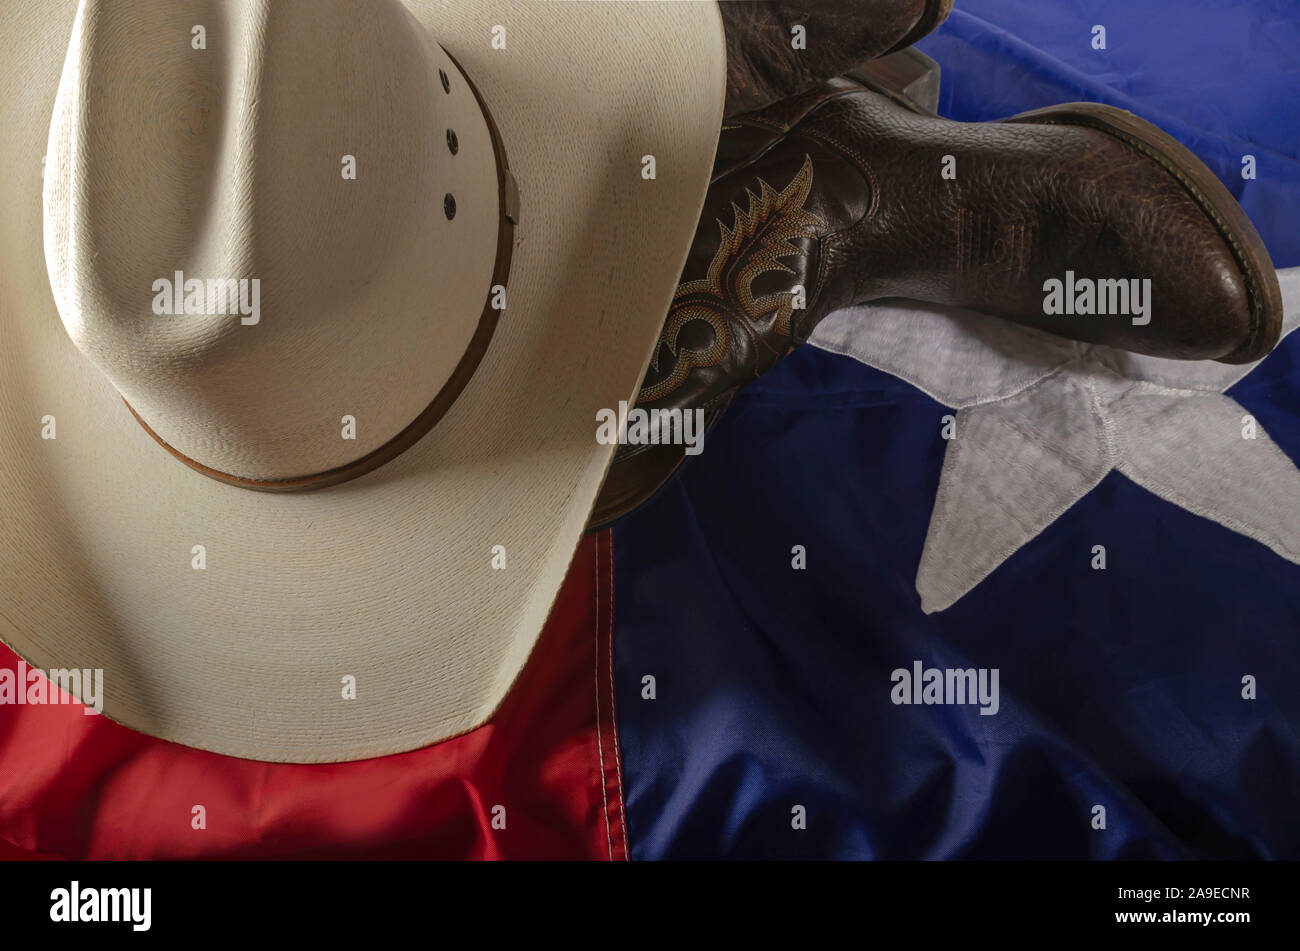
[846, 47, 941, 116]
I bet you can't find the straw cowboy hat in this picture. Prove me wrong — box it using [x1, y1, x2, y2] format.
[0, 0, 724, 761]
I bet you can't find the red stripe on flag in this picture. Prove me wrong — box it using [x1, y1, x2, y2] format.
[0, 532, 625, 860]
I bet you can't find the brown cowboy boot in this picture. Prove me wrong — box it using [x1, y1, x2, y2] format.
[589, 73, 1284, 528]
[721, 0, 954, 115]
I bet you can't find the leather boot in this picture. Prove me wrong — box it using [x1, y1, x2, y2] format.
[589, 74, 1284, 528]
[721, 0, 954, 115]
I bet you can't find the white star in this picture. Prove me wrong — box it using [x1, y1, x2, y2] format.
[809, 267, 1300, 613]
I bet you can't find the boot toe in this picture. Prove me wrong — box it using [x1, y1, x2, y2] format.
[1007, 103, 1284, 365]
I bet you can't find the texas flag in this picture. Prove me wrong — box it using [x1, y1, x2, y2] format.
[2, 0, 1297, 860]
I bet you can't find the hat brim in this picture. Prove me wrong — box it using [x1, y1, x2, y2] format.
[0, 1, 724, 761]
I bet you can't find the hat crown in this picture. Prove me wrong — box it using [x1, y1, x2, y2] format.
[44, 0, 503, 482]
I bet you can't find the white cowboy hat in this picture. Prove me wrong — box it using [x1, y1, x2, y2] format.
[0, 0, 724, 761]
